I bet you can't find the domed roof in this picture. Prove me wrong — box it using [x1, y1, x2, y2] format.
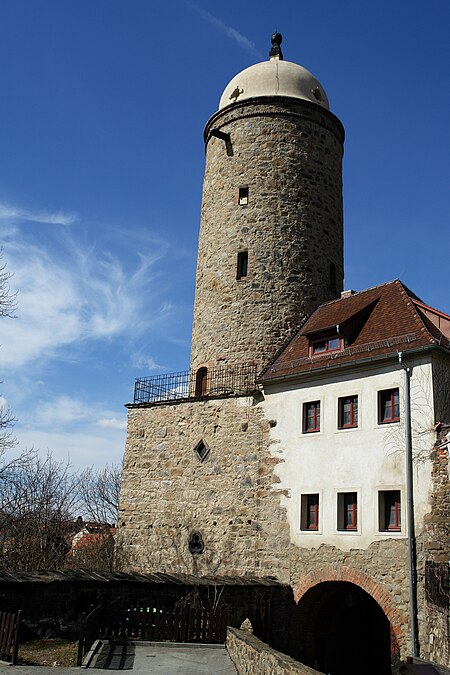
[218, 34, 329, 111]
[219, 58, 329, 111]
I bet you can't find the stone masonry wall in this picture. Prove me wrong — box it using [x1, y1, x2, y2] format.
[118, 395, 292, 580]
[291, 543, 410, 662]
[226, 627, 323, 675]
[190, 98, 344, 373]
[423, 425, 450, 665]
[118, 394, 441, 667]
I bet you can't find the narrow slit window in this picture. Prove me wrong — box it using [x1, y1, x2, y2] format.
[238, 186, 249, 205]
[237, 251, 248, 280]
[329, 262, 337, 294]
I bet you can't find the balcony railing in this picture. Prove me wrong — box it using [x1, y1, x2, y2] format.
[133, 363, 259, 404]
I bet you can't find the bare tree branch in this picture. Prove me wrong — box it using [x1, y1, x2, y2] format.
[0, 250, 17, 319]
[78, 463, 122, 526]
[0, 453, 82, 571]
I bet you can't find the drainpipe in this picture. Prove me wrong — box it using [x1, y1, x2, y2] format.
[398, 351, 419, 657]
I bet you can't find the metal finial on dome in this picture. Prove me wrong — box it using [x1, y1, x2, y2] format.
[269, 32, 283, 60]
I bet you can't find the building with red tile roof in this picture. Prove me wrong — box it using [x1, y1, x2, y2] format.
[118, 35, 450, 674]
[262, 280, 450, 381]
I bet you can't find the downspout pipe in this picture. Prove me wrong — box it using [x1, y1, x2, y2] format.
[398, 351, 419, 657]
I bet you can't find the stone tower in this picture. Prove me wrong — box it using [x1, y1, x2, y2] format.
[190, 34, 345, 374]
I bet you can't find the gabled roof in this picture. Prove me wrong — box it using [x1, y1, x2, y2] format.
[262, 280, 450, 382]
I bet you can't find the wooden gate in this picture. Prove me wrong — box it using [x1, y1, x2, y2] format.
[109, 605, 227, 643]
[0, 609, 22, 664]
[78, 604, 227, 665]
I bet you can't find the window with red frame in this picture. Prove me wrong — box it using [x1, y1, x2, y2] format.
[311, 335, 342, 355]
[301, 493, 319, 531]
[378, 388, 400, 424]
[338, 395, 358, 429]
[337, 492, 357, 531]
[379, 490, 401, 531]
[303, 401, 320, 433]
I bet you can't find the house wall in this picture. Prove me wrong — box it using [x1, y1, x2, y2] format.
[118, 353, 447, 665]
[262, 356, 435, 551]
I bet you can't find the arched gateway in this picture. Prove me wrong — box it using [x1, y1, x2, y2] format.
[294, 567, 407, 675]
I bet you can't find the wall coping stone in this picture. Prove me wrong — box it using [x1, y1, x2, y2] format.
[226, 626, 324, 675]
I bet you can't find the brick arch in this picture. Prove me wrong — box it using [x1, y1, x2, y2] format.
[293, 565, 406, 655]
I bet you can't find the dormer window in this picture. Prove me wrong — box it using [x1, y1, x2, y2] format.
[310, 335, 345, 356]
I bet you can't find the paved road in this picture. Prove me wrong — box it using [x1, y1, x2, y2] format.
[2, 642, 237, 675]
[129, 643, 237, 674]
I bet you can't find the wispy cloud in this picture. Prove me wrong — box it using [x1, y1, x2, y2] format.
[13, 426, 125, 469]
[0, 200, 184, 469]
[97, 417, 127, 431]
[187, 2, 263, 59]
[10, 393, 127, 468]
[0, 201, 77, 226]
[35, 395, 91, 427]
[132, 355, 166, 372]
[27, 394, 123, 429]
[0, 221, 173, 370]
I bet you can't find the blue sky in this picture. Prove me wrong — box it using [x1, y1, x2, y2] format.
[0, 0, 449, 469]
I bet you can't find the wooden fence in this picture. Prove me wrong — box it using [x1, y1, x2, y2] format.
[78, 604, 227, 665]
[0, 609, 22, 664]
[78, 604, 104, 667]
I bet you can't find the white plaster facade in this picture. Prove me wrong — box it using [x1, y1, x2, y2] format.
[262, 353, 435, 551]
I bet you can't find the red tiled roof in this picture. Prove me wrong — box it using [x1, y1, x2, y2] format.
[72, 530, 115, 550]
[262, 280, 450, 381]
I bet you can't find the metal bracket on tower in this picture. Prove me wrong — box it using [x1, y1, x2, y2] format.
[210, 129, 233, 157]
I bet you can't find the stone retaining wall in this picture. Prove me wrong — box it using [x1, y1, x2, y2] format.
[226, 627, 323, 675]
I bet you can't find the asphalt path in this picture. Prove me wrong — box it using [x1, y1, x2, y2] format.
[2, 642, 238, 675]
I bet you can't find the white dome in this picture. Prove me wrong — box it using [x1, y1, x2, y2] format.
[219, 58, 329, 111]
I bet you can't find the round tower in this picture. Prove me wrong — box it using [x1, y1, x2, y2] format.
[190, 34, 345, 373]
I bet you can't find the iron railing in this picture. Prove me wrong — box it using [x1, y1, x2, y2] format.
[134, 364, 258, 404]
